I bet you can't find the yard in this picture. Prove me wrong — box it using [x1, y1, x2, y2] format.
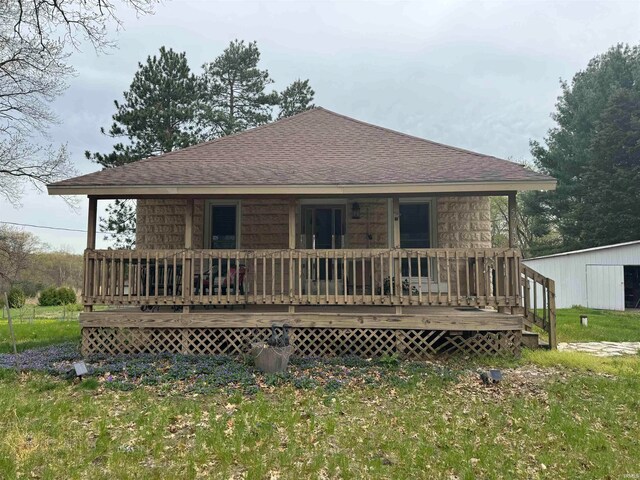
[0, 308, 639, 478]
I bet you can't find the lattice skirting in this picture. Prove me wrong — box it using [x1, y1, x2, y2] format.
[81, 327, 521, 359]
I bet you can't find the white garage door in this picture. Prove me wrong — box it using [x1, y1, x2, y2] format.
[586, 265, 625, 310]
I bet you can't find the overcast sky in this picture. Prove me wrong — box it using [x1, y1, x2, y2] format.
[2, 0, 639, 253]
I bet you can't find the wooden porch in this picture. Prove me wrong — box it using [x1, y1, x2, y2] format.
[78, 193, 556, 358]
[79, 247, 555, 358]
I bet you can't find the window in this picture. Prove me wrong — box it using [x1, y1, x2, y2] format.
[206, 203, 239, 249]
[399, 202, 432, 276]
[399, 203, 431, 248]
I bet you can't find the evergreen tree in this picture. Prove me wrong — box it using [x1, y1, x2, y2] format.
[579, 89, 640, 246]
[86, 47, 203, 247]
[529, 44, 640, 251]
[278, 79, 315, 119]
[201, 40, 279, 136]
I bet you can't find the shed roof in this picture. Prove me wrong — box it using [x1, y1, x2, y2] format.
[525, 240, 640, 262]
[48, 107, 556, 196]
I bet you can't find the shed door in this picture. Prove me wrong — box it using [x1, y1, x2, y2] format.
[586, 265, 625, 310]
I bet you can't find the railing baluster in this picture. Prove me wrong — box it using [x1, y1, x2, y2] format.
[298, 251, 302, 304]
[199, 251, 204, 303]
[435, 251, 441, 305]
[280, 250, 291, 303]
[262, 256, 266, 304]
[454, 250, 460, 306]
[306, 252, 311, 303]
[387, 251, 394, 303]
[271, 255, 276, 303]
[252, 254, 256, 304]
[465, 250, 470, 303]
[504, 251, 510, 304]
[379, 252, 384, 304]
[172, 252, 177, 303]
[445, 250, 451, 306]
[154, 251, 159, 303]
[474, 250, 480, 306]
[369, 253, 374, 304]
[426, 251, 432, 305]
[343, 251, 348, 304]
[416, 252, 422, 305]
[407, 250, 413, 305]
[232, 251, 237, 303]
[325, 252, 329, 303]
[226, 252, 231, 304]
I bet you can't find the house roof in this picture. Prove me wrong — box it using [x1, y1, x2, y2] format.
[524, 240, 640, 262]
[48, 107, 556, 196]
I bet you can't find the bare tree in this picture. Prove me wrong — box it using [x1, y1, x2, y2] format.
[0, 0, 157, 204]
[0, 224, 40, 290]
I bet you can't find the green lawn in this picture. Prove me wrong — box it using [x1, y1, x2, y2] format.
[0, 320, 80, 353]
[0, 310, 639, 478]
[0, 353, 639, 478]
[556, 307, 640, 342]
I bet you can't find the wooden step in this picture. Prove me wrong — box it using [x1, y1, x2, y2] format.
[521, 331, 540, 349]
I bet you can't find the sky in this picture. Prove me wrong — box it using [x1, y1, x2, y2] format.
[2, 0, 639, 253]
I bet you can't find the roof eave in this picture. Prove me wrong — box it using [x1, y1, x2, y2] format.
[47, 179, 557, 197]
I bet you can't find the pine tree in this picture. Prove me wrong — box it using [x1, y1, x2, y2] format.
[201, 40, 279, 136]
[579, 89, 640, 246]
[529, 44, 640, 251]
[86, 47, 203, 247]
[278, 79, 315, 119]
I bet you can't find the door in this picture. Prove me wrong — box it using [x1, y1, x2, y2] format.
[399, 202, 432, 283]
[586, 265, 625, 310]
[301, 206, 345, 292]
[302, 206, 345, 249]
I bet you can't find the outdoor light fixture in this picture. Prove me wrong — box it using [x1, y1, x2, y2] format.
[580, 314, 588, 327]
[351, 202, 361, 219]
[73, 361, 88, 378]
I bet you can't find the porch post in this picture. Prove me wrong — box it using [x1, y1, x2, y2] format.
[392, 197, 402, 314]
[183, 198, 194, 313]
[84, 196, 98, 312]
[87, 196, 97, 249]
[508, 192, 517, 248]
[288, 198, 296, 313]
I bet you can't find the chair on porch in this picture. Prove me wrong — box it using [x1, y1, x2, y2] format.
[193, 261, 247, 297]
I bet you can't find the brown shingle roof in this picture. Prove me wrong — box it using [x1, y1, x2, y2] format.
[49, 108, 554, 191]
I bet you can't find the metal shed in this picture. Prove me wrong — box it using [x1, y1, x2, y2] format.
[523, 240, 640, 310]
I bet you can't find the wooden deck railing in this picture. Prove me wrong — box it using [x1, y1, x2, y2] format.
[83, 248, 523, 309]
[520, 265, 557, 349]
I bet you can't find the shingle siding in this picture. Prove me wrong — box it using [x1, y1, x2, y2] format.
[136, 196, 491, 250]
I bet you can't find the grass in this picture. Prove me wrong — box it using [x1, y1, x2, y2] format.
[0, 357, 639, 478]
[0, 320, 80, 353]
[0, 311, 638, 477]
[556, 307, 640, 343]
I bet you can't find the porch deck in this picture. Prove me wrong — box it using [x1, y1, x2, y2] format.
[80, 305, 525, 358]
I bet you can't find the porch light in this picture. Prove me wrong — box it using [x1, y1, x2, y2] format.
[351, 202, 361, 219]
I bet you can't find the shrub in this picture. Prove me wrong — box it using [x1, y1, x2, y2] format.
[7, 286, 26, 308]
[39, 287, 59, 306]
[39, 286, 78, 306]
[57, 287, 77, 305]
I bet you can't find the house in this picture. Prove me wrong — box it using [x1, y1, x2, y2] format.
[48, 108, 558, 357]
[523, 240, 640, 311]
